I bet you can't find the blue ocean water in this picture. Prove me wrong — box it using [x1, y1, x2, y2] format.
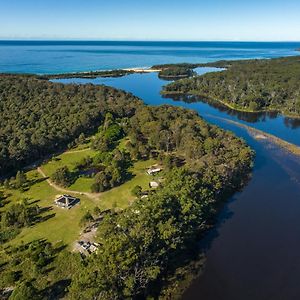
[0, 41, 299, 74]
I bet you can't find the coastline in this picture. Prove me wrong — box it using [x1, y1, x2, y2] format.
[123, 67, 161, 73]
[41, 67, 161, 80]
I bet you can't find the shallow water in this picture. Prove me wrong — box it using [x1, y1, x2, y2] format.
[53, 69, 300, 300]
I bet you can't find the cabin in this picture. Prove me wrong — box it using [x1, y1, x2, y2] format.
[149, 181, 159, 188]
[54, 194, 80, 209]
[147, 167, 161, 175]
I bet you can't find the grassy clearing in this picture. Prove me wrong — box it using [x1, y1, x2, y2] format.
[1, 148, 158, 247]
[99, 159, 157, 209]
[1, 169, 96, 247]
[41, 148, 97, 176]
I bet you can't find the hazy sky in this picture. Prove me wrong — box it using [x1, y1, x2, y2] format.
[1, 0, 300, 41]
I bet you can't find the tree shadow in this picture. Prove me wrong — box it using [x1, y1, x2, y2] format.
[29, 177, 47, 187]
[41, 279, 71, 300]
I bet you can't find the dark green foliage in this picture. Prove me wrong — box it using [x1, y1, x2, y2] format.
[0, 74, 141, 176]
[0, 228, 20, 244]
[93, 206, 101, 216]
[91, 113, 125, 152]
[69, 164, 252, 299]
[158, 66, 196, 79]
[131, 185, 142, 197]
[74, 156, 93, 172]
[15, 171, 27, 187]
[42, 69, 134, 80]
[10, 281, 40, 300]
[79, 211, 94, 226]
[91, 149, 132, 192]
[0, 240, 80, 299]
[1, 200, 40, 229]
[163, 56, 300, 115]
[51, 166, 73, 187]
[0, 73, 254, 298]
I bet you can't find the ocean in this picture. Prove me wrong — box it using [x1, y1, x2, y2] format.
[0, 40, 300, 74]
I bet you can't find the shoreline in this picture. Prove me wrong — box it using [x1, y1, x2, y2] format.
[38, 67, 161, 80]
[162, 90, 300, 120]
[206, 114, 300, 156]
[123, 67, 161, 73]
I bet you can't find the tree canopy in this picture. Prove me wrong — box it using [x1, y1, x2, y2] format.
[0, 74, 141, 176]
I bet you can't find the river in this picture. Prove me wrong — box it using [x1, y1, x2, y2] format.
[53, 69, 300, 300]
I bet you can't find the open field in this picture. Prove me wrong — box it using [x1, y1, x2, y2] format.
[41, 148, 97, 177]
[100, 159, 157, 209]
[1, 145, 158, 247]
[1, 170, 96, 247]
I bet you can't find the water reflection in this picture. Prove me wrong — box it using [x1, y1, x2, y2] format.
[165, 93, 300, 128]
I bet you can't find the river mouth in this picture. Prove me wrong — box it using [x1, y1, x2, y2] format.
[52, 69, 300, 300]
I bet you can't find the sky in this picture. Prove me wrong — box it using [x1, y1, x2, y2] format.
[1, 0, 300, 41]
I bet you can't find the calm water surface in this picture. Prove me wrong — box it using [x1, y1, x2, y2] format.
[1, 41, 300, 74]
[54, 70, 300, 300]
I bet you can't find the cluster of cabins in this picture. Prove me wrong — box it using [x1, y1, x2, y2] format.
[147, 166, 162, 189]
[77, 241, 100, 254]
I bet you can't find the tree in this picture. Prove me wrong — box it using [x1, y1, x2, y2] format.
[4, 179, 10, 189]
[93, 206, 101, 216]
[51, 166, 73, 187]
[249, 101, 258, 111]
[10, 281, 40, 300]
[15, 171, 27, 189]
[131, 185, 142, 197]
[80, 211, 94, 226]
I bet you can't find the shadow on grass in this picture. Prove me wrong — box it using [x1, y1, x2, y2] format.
[41, 279, 71, 300]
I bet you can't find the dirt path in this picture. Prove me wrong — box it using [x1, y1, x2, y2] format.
[37, 167, 101, 202]
[64, 148, 92, 154]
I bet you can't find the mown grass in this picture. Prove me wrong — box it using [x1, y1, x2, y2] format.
[99, 159, 156, 209]
[1, 169, 96, 248]
[1, 150, 158, 247]
[41, 148, 97, 176]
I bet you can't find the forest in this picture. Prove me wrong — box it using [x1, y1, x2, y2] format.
[40, 69, 134, 80]
[162, 56, 300, 116]
[0, 74, 141, 177]
[156, 65, 196, 79]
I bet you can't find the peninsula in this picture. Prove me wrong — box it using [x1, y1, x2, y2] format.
[162, 56, 300, 117]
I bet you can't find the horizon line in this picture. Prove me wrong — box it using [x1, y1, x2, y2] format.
[1, 39, 300, 43]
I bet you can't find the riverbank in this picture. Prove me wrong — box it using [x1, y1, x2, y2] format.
[162, 90, 300, 119]
[206, 114, 300, 156]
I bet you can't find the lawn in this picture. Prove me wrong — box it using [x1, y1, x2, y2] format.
[1, 154, 157, 248]
[99, 159, 156, 209]
[1, 169, 97, 247]
[41, 148, 97, 176]
[0, 130, 159, 248]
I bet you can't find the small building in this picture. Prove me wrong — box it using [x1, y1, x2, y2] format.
[147, 167, 162, 175]
[55, 194, 80, 209]
[149, 181, 159, 188]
